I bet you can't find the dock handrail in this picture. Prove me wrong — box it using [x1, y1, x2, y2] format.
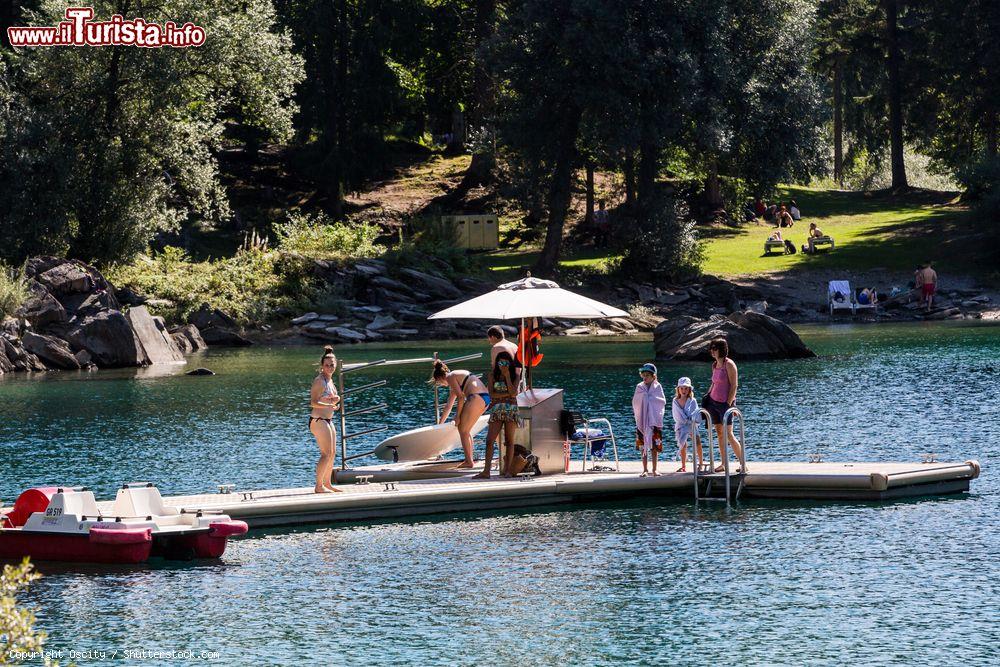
[694, 409, 716, 500]
[721, 406, 747, 503]
[337, 351, 485, 471]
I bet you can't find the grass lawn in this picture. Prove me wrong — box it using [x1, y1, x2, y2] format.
[480, 185, 989, 282]
[701, 185, 982, 277]
[482, 247, 622, 278]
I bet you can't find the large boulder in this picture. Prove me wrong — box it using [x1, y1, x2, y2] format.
[187, 304, 249, 347]
[188, 304, 237, 331]
[65, 310, 145, 367]
[1, 336, 46, 372]
[169, 324, 207, 354]
[0, 340, 12, 374]
[396, 268, 462, 300]
[654, 311, 814, 361]
[125, 305, 185, 364]
[17, 280, 67, 328]
[25, 257, 110, 295]
[21, 331, 80, 370]
[200, 326, 252, 347]
[60, 290, 119, 318]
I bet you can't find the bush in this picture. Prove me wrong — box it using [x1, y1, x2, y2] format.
[1, 559, 48, 663]
[382, 241, 481, 279]
[107, 246, 315, 325]
[720, 176, 752, 223]
[0, 263, 29, 320]
[616, 197, 704, 282]
[385, 213, 485, 278]
[275, 213, 384, 260]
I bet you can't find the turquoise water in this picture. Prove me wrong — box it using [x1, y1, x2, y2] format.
[1, 322, 998, 665]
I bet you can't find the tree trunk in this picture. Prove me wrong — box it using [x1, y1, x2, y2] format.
[470, 0, 496, 130]
[585, 162, 595, 224]
[637, 132, 658, 212]
[704, 157, 723, 211]
[624, 151, 636, 208]
[884, 0, 908, 190]
[533, 109, 583, 277]
[833, 59, 844, 187]
[329, 0, 349, 218]
[0, 0, 17, 49]
[986, 112, 998, 158]
[446, 106, 466, 154]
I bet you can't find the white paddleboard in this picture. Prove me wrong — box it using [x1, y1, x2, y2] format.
[374, 415, 490, 462]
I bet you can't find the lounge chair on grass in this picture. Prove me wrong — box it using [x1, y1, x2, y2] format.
[764, 239, 786, 255]
[805, 236, 835, 253]
[828, 280, 855, 315]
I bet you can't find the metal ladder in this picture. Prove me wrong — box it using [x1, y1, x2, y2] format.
[693, 407, 747, 505]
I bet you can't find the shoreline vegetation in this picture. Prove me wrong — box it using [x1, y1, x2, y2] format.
[2, 183, 999, 377]
[1, 2, 999, 373]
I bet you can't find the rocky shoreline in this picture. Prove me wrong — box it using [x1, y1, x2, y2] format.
[264, 259, 998, 348]
[1, 257, 213, 374]
[3, 254, 997, 375]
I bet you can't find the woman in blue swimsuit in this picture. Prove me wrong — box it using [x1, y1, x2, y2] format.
[309, 346, 343, 493]
[431, 360, 489, 469]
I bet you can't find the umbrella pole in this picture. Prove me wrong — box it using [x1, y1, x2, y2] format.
[519, 317, 527, 393]
[433, 351, 440, 423]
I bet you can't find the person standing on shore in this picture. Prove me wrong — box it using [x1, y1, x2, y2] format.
[633, 363, 667, 477]
[918, 262, 938, 311]
[475, 326, 521, 479]
[309, 346, 343, 493]
[702, 338, 745, 473]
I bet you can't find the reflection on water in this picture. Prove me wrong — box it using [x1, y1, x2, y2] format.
[3, 322, 998, 665]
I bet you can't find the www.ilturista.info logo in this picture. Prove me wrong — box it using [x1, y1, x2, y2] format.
[7, 7, 206, 48]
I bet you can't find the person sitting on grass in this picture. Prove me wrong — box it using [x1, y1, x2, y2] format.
[777, 205, 794, 228]
[789, 199, 801, 221]
[633, 363, 666, 477]
[754, 198, 767, 218]
[764, 203, 778, 224]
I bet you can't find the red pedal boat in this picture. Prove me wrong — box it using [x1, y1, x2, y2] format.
[0, 484, 248, 564]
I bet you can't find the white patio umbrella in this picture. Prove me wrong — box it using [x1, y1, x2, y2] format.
[427, 276, 628, 321]
[428, 276, 628, 391]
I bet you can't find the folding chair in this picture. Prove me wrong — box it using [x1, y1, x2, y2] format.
[562, 411, 620, 472]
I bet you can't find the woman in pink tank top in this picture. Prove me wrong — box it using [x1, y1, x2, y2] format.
[704, 338, 745, 473]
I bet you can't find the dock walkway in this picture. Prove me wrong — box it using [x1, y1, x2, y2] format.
[96, 460, 980, 528]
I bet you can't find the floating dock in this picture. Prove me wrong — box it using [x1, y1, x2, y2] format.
[95, 460, 981, 529]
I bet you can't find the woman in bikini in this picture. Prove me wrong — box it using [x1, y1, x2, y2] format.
[431, 359, 490, 469]
[309, 346, 343, 493]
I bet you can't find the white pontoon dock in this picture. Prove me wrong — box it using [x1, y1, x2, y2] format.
[97, 459, 981, 529]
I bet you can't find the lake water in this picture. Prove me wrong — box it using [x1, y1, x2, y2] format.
[1, 323, 997, 665]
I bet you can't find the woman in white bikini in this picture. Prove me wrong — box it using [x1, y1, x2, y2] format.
[431, 359, 490, 469]
[309, 346, 343, 493]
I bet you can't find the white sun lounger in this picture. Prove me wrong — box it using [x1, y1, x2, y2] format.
[828, 280, 854, 315]
[854, 288, 878, 313]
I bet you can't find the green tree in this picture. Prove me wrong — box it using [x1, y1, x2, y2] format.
[685, 0, 827, 210]
[0, 0, 303, 265]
